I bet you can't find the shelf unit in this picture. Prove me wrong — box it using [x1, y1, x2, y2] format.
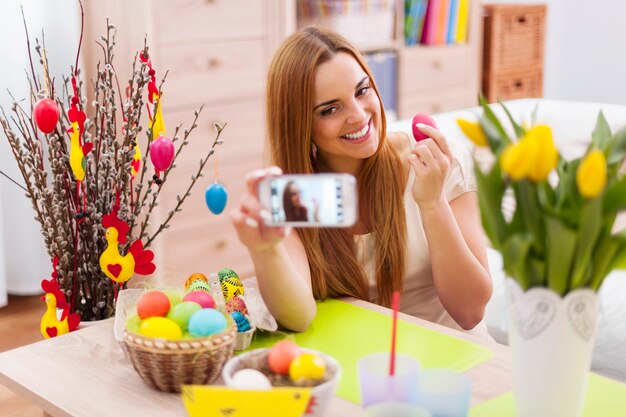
[294, 0, 483, 119]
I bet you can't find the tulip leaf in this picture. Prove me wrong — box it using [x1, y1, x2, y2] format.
[515, 181, 545, 254]
[589, 236, 620, 290]
[499, 100, 525, 139]
[571, 197, 603, 288]
[502, 233, 533, 289]
[603, 174, 626, 214]
[608, 242, 626, 272]
[545, 216, 577, 295]
[479, 94, 511, 150]
[607, 126, 626, 164]
[475, 164, 506, 249]
[592, 111, 612, 151]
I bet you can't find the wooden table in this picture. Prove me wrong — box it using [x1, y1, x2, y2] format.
[0, 299, 512, 417]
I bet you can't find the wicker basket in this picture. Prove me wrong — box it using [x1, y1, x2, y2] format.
[122, 321, 236, 393]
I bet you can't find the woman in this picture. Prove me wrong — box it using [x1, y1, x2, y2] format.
[231, 26, 492, 336]
[282, 181, 309, 222]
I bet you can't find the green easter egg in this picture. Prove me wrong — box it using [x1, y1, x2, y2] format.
[167, 301, 202, 331]
[187, 279, 211, 294]
[126, 314, 142, 334]
[218, 267, 239, 282]
[164, 289, 183, 307]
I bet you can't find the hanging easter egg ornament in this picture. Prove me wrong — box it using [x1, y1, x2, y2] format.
[205, 181, 228, 214]
[150, 135, 175, 172]
[412, 113, 438, 142]
[205, 126, 228, 214]
[33, 98, 60, 134]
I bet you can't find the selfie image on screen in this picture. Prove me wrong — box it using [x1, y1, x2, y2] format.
[268, 177, 344, 225]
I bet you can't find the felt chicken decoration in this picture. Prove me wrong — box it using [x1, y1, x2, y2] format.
[67, 87, 92, 182]
[40, 262, 81, 339]
[99, 206, 156, 283]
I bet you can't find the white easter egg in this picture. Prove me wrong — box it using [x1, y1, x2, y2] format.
[230, 368, 272, 390]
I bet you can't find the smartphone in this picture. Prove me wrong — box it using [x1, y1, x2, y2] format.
[258, 173, 358, 227]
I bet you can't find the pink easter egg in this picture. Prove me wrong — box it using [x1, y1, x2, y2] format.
[411, 113, 438, 142]
[183, 290, 215, 309]
[149, 136, 175, 171]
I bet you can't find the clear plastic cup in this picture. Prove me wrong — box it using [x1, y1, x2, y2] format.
[363, 402, 432, 417]
[417, 369, 471, 417]
[358, 352, 420, 407]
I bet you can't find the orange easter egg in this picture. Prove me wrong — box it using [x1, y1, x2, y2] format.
[137, 291, 171, 319]
[268, 340, 301, 375]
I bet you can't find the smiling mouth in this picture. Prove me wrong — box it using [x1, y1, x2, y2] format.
[341, 119, 371, 140]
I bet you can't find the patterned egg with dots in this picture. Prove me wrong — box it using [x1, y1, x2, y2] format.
[218, 268, 244, 301]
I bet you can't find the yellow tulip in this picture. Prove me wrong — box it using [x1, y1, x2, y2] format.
[500, 142, 530, 180]
[577, 149, 608, 198]
[456, 119, 488, 147]
[526, 125, 559, 182]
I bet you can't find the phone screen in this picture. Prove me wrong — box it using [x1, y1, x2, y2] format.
[261, 174, 356, 227]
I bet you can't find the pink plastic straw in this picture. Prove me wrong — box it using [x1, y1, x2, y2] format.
[389, 290, 400, 376]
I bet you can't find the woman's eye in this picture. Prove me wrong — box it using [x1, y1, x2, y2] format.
[320, 107, 337, 117]
[357, 86, 370, 97]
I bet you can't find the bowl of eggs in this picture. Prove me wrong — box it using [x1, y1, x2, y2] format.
[122, 286, 236, 393]
[222, 340, 342, 417]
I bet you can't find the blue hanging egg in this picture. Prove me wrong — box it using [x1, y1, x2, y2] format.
[205, 182, 228, 214]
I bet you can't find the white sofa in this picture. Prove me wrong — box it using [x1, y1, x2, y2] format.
[388, 99, 626, 383]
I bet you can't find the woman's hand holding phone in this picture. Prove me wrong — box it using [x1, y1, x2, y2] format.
[230, 166, 291, 252]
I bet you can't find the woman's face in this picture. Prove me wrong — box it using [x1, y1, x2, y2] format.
[311, 52, 382, 173]
[287, 184, 303, 207]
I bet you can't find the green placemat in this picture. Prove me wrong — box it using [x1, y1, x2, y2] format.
[470, 373, 626, 417]
[248, 299, 493, 404]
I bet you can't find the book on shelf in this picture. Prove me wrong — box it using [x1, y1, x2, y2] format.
[404, 0, 470, 46]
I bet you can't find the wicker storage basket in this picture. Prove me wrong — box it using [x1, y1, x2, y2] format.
[122, 321, 236, 393]
[483, 4, 546, 74]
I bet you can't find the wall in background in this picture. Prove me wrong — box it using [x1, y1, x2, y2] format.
[0, 1, 81, 299]
[485, 0, 626, 105]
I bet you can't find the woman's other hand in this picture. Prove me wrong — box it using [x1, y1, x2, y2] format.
[230, 166, 291, 252]
[408, 124, 454, 209]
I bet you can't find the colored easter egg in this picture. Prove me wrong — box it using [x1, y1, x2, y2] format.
[149, 135, 175, 171]
[188, 308, 228, 337]
[136, 291, 171, 319]
[139, 316, 183, 340]
[411, 113, 438, 142]
[126, 314, 142, 334]
[183, 290, 215, 309]
[205, 182, 228, 214]
[230, 311, 251, 332]
[219, 268, 244, 300]
[184, 272, 208, 290]
[187, 279, 212, 294]
[225, 296, 249, 315]
[167, 301, 202, 331]
[268, 340, 301, 375]
[163, 289, 183, 307]
[230, 369, 272, 390]
[289, 353, 326, 382]
[33, 98, 59, 134]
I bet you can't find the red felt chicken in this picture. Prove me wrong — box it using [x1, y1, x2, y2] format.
[40, 266, 81, 339]
[99, 207, 156, 283]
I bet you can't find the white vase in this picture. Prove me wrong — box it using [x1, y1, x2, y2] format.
[506, 278, 599, 417]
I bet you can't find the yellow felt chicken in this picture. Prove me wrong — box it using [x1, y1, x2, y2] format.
[40, 277, 80, 339]
[99, 208, 155, 284]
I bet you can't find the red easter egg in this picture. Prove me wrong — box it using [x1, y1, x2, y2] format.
[33, 98, 60, 134]
[411, 113, 438, 142]
[183, 290, 215, 309]
[149, 136, 175, 171]
[136, 291, 171, 319]
[268, 340, 301, 375]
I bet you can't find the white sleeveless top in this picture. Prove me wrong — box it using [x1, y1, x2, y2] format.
[354, 134, 491, 338]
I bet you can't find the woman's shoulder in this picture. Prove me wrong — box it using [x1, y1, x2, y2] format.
[387, 131, 412, 156]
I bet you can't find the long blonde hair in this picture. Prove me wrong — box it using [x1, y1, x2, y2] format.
[266, 26, 407, 306]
